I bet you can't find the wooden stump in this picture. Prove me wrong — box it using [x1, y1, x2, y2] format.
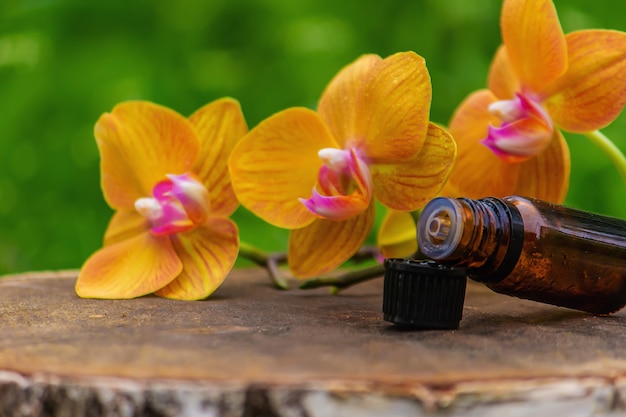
[1, 268, 626, 416]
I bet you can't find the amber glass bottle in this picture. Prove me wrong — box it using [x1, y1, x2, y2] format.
[417, 196, 626, 314]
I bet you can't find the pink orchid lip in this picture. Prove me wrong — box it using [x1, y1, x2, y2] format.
[299, 187, 369, 221]
[299, 147, 372, 221]
[482, 93, 554, 163]
[135, 173, 211, 235]
[165, 173, 211, 223]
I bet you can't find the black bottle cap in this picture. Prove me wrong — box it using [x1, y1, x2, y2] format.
[383, 259, 467, 330]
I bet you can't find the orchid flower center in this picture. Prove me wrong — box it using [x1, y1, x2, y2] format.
[299, 147, 373, 221]
[135, 173, 210, 236]
[483, 93, 554, 163]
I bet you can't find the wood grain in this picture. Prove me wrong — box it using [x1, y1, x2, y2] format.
[1, 268, 626, 416]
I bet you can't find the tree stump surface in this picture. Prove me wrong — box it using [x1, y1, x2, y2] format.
[2, 268, 626, 416]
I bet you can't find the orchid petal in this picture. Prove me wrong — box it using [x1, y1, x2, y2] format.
[347, 147, 373, 197]
[449, 89, 501, 150]
[488, 45, 520, 100]
[358, 51, 432, 161]
[103, 210, 147, 246]
[316, 164, 344, 195]
[544, 30, 626, 133]
[447, 146, 520, 199]
[447, 90, 520, 198]
[155, 218, 239, 300]
[190, 98, 248, 217]
[135, 195, 193, 236]
[229, 107, 338, 229]
[377, 210, 417, 259]
[299, 187, 369, 221]
[371, 123, 456, 210]
[75, 232, 182, 299]
[303, 148, 373, 220]
[318, 54, 381, 147]
[288, 204, 375, 278]
[96, 101, 200, 210]
[501, 0, 567, 94]
[166, 173, 211, 225]
[482, 115, 553, 163]
[134, 174, 210, 236]
[514, 129, 570, 203]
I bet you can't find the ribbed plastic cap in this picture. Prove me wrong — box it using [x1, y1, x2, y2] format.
[383, 259, 467, 329]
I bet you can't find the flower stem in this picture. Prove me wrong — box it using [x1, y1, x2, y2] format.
[584, 130, 626, 185]
[349, 245, 382, 263]
[238, 241, 289, 290]
[299, 264, 384, 293]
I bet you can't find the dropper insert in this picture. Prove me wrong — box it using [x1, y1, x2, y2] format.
[426, 209, 451, 242]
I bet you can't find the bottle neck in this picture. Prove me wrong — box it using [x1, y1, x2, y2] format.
[418, 197, 524, 282]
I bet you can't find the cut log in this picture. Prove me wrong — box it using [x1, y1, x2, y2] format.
[1, 268, 626, 416]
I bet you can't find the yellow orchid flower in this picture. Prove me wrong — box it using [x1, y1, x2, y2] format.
[445, 0, 626, 202]
[229, 51, 456, 278]
[76, 99, 247, 300]
[377, 209, 418, 259]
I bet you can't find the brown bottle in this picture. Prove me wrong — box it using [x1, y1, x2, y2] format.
[417, 196, 626, 314]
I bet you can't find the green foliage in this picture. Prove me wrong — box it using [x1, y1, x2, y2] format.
[0, 0, 625, 274]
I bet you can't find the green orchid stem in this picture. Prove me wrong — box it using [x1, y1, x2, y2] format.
[238, 241, 289, 290]
[299, 264, 385, 294]
[584, 130, 626, 185]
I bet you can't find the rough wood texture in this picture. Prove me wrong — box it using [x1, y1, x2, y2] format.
[2, 269, 626, 416]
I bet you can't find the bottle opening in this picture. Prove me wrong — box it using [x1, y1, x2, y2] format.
[426, 209, 451, 242]
[418, 197, 464, 260]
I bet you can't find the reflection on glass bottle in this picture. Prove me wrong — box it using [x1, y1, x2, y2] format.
[417, 196, 626, 315]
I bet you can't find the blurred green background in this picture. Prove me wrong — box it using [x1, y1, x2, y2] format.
[1, 0, 625, 275]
